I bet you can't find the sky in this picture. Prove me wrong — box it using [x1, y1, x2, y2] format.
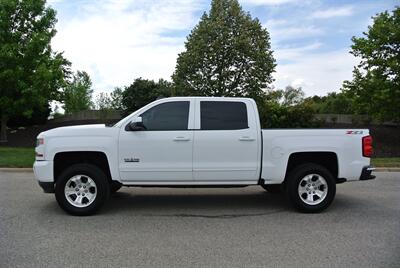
[48, 0, 398, 97]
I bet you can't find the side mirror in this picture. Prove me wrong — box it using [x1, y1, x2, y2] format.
[132, 116, 143, 123]
[125, 117, 146, 131]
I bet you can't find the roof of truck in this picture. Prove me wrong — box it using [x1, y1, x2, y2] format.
[161, 96, 254, 101]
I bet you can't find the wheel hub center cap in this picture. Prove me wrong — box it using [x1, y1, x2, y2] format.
[298, 174, 328, 206]
[65, 175, 97, 208]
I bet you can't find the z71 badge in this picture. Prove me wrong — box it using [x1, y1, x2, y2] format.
[346, 130, 363, 135]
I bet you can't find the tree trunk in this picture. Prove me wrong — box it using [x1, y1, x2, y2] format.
[0, 114, 8, 142]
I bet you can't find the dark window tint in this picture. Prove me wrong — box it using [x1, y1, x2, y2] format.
[201, 101, 248, 130]
[140, 101, 189, 131]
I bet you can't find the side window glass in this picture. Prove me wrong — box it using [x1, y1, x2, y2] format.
[140, 101, 189, 131]
[200, 101, 248, 130]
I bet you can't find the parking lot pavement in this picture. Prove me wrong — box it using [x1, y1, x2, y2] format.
[0, 171, 399, 267]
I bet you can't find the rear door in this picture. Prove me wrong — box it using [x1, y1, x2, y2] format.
[193, 99, 260, 182]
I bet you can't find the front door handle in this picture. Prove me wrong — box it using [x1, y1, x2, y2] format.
[239, 136, 255, 141]
[173, 136, 190, 141]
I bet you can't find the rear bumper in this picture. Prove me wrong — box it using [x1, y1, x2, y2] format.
[359, 166, 376, 181]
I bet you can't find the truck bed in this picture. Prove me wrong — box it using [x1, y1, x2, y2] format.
[261, 129, 370, 183]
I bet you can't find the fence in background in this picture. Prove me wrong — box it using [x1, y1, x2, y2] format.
[48, 110, 122, 123]
[315, 114, 398, 126]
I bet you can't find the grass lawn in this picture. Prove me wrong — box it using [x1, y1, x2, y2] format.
[0, 147, 35, 168]
[0, 146, 399, 168]
[371, 157, 400, 168]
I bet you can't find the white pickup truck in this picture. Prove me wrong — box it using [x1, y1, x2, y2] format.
[33, 97, 375, 215]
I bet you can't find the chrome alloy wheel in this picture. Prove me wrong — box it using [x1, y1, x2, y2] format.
[298, 174, 328, 205]
[64, 175, 97, 208]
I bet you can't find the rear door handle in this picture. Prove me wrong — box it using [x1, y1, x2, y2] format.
[239, 136, 255, 141]
[173, 136, 190, 141]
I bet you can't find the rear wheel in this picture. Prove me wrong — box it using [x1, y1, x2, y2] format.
[55, 164, 110, 216]
[285, 163, 336, 213]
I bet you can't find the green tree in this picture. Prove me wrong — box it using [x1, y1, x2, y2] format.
[280, 86, 305, 106]
[110, 87, 124, 110]
[342, 7, 400, 122]
[305, 92, 354, 114]
[8, 103, 51, 126]
[172, 0, 275, 100]
[63, 71, 93, 114]
[94, 92, 115, 120]
[0, 0, 70, 141]
[261, 86, 318, 128]
[122, 78, 172, 114]
[95, 92, 112, 110]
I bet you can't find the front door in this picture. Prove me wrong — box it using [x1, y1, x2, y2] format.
[118, 100, 194, 182]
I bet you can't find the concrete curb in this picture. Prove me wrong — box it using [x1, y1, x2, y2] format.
[0, 168, 33, 172]
[374, 167, 400, 172]
[1, 167, 400, 172]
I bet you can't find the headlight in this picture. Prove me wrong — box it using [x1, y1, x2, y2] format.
[36, 138, 44, 147]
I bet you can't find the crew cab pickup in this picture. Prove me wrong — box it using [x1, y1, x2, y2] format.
[33, 97, 375, 215]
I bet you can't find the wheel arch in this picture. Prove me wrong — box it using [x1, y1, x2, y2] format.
[284, 152, 339, 182]
[54, 151, 113, 183]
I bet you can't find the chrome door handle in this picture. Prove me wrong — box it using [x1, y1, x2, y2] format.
[173, 136, 190, 141]
[239, 136, 255, 141]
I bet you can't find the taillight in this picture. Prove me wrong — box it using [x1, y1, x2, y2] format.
[362, 135, 373, 157]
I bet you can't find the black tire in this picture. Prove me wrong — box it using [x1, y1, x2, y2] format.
[110, 181, 122, 194]
[261, 184, 282, 194]
[285, 163, 336, 213]
[55, 164, 110, 216]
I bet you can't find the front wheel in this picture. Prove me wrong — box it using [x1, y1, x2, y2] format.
[285, 163, 336, 213]
[55, 164, 110, 216]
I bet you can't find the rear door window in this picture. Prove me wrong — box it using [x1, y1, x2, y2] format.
[200, 101, 248, 130]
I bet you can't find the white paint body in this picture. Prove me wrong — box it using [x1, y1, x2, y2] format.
[33, 97, 370, 185]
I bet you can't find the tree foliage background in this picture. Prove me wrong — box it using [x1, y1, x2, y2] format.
[261, 86, 318, 128]
[172, 0, 275, 102]
[342, 7, 400, 122]
[121, 78, 172, 115]
[305, 92, 354, 114]
[1, 0, 399, 140]
[0, 0, 70, 141]
[63, 71, 93, 114]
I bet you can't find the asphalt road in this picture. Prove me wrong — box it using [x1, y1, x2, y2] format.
[0, 171, 399, 268]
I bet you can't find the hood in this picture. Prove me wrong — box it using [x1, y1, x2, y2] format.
[38, 124, 113, 138]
